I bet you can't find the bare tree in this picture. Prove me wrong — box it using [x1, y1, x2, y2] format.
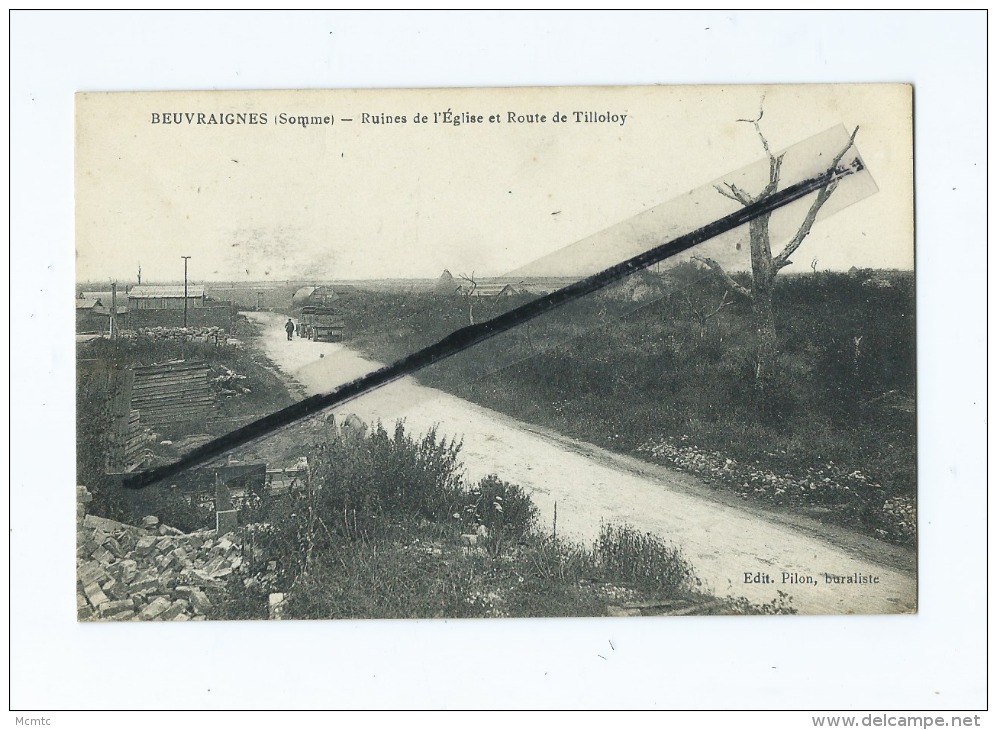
[458, 272, 478, 325]
[694, 103, 859, 381]
[682, 290, 733, 339]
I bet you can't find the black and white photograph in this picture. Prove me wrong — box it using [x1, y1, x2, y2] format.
[11, 9, 987, 715]
[74, 84, 915, 621]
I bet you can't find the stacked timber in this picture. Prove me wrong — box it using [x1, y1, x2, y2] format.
[107, 409, 149, 472]
[130, 361, 214, 429]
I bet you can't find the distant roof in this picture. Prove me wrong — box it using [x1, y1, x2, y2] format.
[76, 297, 101, 309]
[292, 286, 317, 305]
[82, 291, 114, 301]
[292, 286, 337, 305]
[458, 283, 518, 297]
[128, 285, 205, 298]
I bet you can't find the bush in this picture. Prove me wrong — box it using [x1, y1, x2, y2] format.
[453, 475, 537, 537]
[230, 421, 469, 593]
[307, 421, 465, 536]
[594, 523, 699, 594]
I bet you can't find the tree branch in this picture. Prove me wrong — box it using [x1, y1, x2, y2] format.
[737, 101, 770, 155]
[765, 152, 785, 196]
[773, 126, 860, 270]
[736, 98, 786, 197]
[710, 290, 734, 318]
[722, 97, 787, 203]
[459, 272, 478, 325]
[714, 182, 754, 206]
[458, 271, 478, 295]
[692, 257, 753, 301]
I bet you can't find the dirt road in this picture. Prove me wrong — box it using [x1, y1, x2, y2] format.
[246, 312, 916, 615]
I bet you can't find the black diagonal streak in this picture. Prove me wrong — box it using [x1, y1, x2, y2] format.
[123, 162, 861, 489]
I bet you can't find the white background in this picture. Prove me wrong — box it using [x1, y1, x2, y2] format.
[8, 10, 989, 713]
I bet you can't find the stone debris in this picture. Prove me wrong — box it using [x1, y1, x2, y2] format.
[268, 593, 286, 620]
[122, 326, 230, 344]
[213, 365, 252, 396]
[138, 596, 173, 620]
[606, 605, 642, 618]
[77, 491, 242, 622]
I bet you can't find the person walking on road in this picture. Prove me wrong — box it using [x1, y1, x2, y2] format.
[285, 318, 295, 341]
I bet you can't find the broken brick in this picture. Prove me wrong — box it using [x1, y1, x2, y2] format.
[104, 579, 129, 601]
[99, 599, 134, 616]
[78, 560, 108, 585]
[83, 582, 109, 608]
[159, 599, 189, 621]
[134, 536, 157, 555]
[189, 590, 212, 615]
[129, 571, 159, 593]
[91, 547, 114, 564]
[138, 597, 172, 620]
[101, 606, 136, 621]
[118, 560, 139, 584]
[103, 537, 125, 558]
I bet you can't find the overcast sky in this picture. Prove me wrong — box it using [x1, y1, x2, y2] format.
[76, 84, 912, 284]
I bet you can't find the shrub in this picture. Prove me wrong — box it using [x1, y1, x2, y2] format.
[594, 523, 699, 594]
[231, 421, 469, 591]
[453, 474, 537, 537]
[306, 421, 465, 534]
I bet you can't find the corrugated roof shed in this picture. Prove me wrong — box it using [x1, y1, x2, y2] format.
[457, 283, 518, 297]
[128, 285, 205, 298]
[292, 286, 317, 305]
[76, 297, 102, 309]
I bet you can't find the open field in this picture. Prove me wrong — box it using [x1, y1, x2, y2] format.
[328, 268, 916, 546]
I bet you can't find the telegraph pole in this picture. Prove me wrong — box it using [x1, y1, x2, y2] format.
[181, 256, 192, 328]
[110, 281, 118, 339]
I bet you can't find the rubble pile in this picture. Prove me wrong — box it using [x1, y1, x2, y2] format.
[120, 326, 233, 344]
[212, 365, 251, 396]
[76, 487, 243, 622]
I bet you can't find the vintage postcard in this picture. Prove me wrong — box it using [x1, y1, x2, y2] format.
[75, 85, 915, 621]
